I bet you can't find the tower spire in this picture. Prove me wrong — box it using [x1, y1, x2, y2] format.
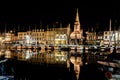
[75, 8, 80, 23]
[74, 8, 80, 31]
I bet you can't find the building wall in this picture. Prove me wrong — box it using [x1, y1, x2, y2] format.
[18, 32, 27, 40]
[45, 28, 55, 45]
[54, 28, 68, 45]
[31, 29, 45, 44]
[0, 36, 4, 45]
[103, 31, 119, 46]
[86, 32, 96, 45]
[96, 32, 103, 45]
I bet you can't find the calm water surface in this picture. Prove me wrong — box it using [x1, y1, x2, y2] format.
[0, 49, 108, 80]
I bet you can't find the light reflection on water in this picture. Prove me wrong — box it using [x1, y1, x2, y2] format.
[0, 49, 107, 80]
[1, 49, 83, 64]
[0, 49, 107, 68]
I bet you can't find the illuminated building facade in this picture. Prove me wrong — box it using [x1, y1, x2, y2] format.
[18, 26, 69, 45]
[102, 19, 119, 47]
[18, 29, 46, 44]
[45, 28, 55, 45]
[3, 31, 15, 44]
[86, 32, 96, 45]
[45, 25, 69, 45]
[0, 36, 4, 45]
[96, 32, 103, 45]
[54, 27, 68, 45]
[18, 32, 27, 40]
[31, 29, 45, 44]
[103, 31, 119, 47]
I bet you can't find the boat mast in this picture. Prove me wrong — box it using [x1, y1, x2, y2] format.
[109, 18, 112, 47]
[4, 24, 6, 37]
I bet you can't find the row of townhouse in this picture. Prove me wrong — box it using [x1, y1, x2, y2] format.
[17, 27, 69, 45]
[1, 27, 120, 47]
[86, 30, 120, 47]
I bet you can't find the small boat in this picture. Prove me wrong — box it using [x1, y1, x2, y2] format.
[97, 60, 120, 68]
[0, 59, 8, 63]
[0, 59, 14, 80]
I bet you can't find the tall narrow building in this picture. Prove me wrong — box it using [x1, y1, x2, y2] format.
[70, 8, 83, 44]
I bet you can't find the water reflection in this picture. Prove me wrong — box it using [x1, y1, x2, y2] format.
[4, 49, 13, 59]
[0, 49, 68, 64]
[0, 49, 5, 56]
[17, 49, 33, 61]
[69, 55, 83, 80]
[0, 49, 109, 80]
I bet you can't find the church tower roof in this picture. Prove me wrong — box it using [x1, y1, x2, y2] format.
[74, 8, 80, 32]
[70, 8, 83, 39]
[75, 8, 80, 24]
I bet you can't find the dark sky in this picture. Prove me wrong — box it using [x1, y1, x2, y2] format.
[0, 0, 120, 32]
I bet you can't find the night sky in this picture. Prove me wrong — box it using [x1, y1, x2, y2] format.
[0, 0, 120, 32]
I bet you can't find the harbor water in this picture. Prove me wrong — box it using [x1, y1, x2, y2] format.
[0, 49, 119, 80]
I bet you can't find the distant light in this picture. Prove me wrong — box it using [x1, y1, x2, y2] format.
[85, 62, 88, 65]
